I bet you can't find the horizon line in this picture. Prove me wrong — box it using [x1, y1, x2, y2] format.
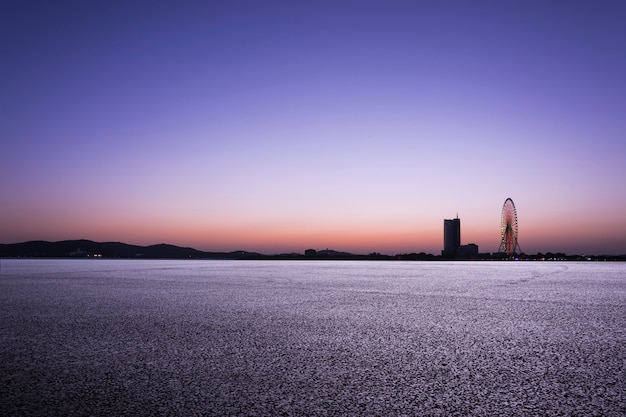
[1, 239, 625, 258]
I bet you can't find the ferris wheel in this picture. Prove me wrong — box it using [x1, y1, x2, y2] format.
[498, 198, 521, 255]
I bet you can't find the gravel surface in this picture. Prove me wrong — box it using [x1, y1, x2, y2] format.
[1, 260, 625, 416]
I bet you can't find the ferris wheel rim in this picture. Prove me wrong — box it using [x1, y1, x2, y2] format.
[499, 197, 520, 255]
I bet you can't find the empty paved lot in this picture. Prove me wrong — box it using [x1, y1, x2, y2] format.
[1, 260, 624, 416]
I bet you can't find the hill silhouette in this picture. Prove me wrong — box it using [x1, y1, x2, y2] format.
[0, 240, 257, 259]
[0, 240, 386, 260]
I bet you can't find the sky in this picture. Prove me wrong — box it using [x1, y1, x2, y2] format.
[2, 1, 626, 255]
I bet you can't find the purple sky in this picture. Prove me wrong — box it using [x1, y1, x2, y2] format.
[2, 1, 626, 255]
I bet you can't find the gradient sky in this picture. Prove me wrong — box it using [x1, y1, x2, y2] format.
[2, 1, 625, 255]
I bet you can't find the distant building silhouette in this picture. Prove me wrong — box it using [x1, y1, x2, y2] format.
[442, 216, 461, 257]
[458, 243, 479, 258]
[442, 216, 479, 258]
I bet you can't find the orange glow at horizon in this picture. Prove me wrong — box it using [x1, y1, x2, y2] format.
[3, 196, 625, 255]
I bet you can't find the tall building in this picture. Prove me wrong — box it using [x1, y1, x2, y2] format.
[442, 216, 461, 257]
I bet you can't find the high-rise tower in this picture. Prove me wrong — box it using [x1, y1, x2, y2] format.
[442, 216, 461, 257]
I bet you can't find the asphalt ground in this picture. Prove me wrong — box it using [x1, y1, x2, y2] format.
[1, 260, 624, 416]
